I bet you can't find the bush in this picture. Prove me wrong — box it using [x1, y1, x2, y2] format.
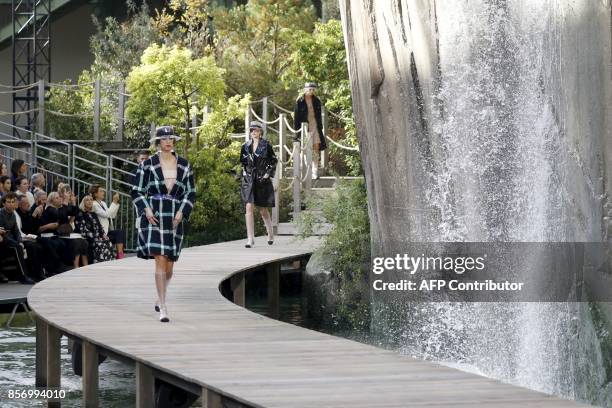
[297, 179, 371, 332]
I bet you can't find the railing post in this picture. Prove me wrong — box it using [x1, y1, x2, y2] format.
[303, 123, 312, 195]
[107, 156, 112, 197]
[262, 96, 268, 138]
[38, 79, 45, 135]
[272, 167, 280, 233]
[82, 340, 99, 407]
[69, 144, 75, 191]
[245, 103, 252, 142]
[278, 113, 285, 178]
[46, 324, 61, 408]
[321, 106, 327, 170]
[117, 82, 125, 142]
[292, 139, 301, 218]
[93, 79, 100, 141]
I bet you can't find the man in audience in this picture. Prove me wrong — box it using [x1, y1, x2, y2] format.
[15, 195, 45, 281]
[0, 192, 35, 284]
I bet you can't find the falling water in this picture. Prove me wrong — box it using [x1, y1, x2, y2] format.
[387, 1, 612, 405]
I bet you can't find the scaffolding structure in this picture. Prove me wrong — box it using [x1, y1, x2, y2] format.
[12, 0, 51, 138]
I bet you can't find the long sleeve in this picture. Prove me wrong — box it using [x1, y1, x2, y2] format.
[131, 162, 151, 217]
[178, 162, 196, 220]
[93, 200, 119, 220]
[265, 142, 278, 178]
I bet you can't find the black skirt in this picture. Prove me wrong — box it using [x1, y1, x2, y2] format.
[241, 176, 275, 208]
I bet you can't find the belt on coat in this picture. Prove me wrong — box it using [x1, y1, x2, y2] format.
[150, 194, 178, 201]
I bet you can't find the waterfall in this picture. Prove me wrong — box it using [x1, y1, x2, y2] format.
[389, 1, 611, 405]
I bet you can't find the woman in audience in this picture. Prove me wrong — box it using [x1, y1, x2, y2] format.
[75, 195, 114, 263]
[10, 159, 27, 190]
[90, 184, 125, 259]
[0, 176, 11, 199]
[0, 161, 8, 177]
[14, 176, 35, 207]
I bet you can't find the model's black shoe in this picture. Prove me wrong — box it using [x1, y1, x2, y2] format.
[245, 240, 254, 248]
[155, 301, 160, 312]
[268, 240, 274, 245]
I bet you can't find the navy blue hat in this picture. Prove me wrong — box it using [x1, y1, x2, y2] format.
[150, 125, 181, 143]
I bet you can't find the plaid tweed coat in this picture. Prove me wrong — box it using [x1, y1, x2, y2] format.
[131, 152, 195, 261]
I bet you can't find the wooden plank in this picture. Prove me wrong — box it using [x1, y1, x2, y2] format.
[46, 324, 61, 408]
[136, 362, 155, 408]
[82, 341, 99, 407]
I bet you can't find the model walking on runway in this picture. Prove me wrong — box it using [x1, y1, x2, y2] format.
[131, 126, 196, 322]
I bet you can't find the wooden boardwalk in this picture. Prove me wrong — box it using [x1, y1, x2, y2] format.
[27, 236, 585, 407]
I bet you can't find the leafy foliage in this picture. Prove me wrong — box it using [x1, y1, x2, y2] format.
[297, 179, 371, 331]
[125, 44, 226, 155]
[45, 71, 114, 140]
[213, 0, 317, 105]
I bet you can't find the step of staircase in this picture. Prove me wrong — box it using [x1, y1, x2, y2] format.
[276, 222, 331, 236]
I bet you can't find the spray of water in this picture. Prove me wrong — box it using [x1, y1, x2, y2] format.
[388, 1, 611, 405]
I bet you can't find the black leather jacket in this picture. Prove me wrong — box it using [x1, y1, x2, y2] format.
[240, 138, 277, 182]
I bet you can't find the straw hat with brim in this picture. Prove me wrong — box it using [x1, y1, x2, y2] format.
[304, 82, 318, 89]
[249, 121, 263, 131]
[150, 125, 182, 143]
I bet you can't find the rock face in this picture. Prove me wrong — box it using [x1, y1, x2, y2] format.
[339, 0, 612, 403]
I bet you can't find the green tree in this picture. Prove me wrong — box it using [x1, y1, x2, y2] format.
[45, 70, 113, 141]
[213, 0, 317, 104]
[125, 44, 226, 155]
[154, 0, 215, 58]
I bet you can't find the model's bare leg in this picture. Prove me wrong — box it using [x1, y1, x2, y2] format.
[259, 208, 274, 244]
[165, 261, 174, 300]
[245, 203, 255, 247]
[312, 142, 320, 179]
[155, 255, 169, 322]
[81, 255, 89, 266]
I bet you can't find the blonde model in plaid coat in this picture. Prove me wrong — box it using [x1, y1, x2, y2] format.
[131, 126, 195, 322]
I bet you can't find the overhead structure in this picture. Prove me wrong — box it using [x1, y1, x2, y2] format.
[12, 0, 51, 138]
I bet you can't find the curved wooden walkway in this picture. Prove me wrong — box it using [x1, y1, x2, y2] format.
[28, 236, 585, 407]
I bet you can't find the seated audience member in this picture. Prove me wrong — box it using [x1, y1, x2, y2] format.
[0, 192, 35, 283]
[39, 192, 71, 271]
[32, 190, 47, 215]
[57, 183, 89, 268]
[14, 195, 45, 281]
[0, 161, 8, 177]
[30, 173, 46, 194]
[0, 175, 11, 199]
[75, 195, 114, 263]
[90, 184, 125, 259]
[14, 176, 35, 207]
[10, 159, 27, 191]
